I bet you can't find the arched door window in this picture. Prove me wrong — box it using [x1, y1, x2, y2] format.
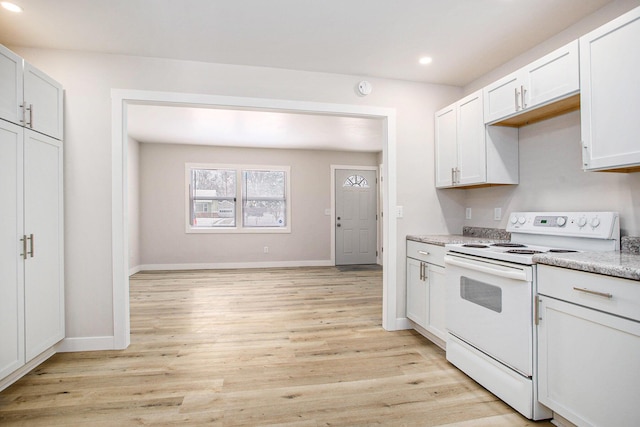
[343, 174, 370, 188]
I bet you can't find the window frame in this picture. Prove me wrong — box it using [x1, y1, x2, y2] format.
[185, 163, 291, 234]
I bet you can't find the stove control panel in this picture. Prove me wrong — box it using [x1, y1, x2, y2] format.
[507, 211, 620, 240]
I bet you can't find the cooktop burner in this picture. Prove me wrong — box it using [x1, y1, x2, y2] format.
[491, 243, 527, 248]
[462, 244, 490, 248]
[506, 249, 545, 255]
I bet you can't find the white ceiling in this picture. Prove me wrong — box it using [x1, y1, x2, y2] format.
[127, 105, 385, 151]
[0, 0, 615, 150]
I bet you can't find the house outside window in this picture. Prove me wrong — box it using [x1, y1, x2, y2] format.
[186, 163, 291, 233]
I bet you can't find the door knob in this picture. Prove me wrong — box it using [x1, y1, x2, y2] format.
[337, 223, 341, 227]
[337, 216, 341, 220]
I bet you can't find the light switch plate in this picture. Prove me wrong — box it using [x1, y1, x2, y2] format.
[465, 208, 472, 219]
[494, 207, 502, 221]
[396, 206, 404, 218]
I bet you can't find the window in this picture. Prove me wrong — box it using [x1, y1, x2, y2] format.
[186, 164, 290, 233]
[343, 174, 370, 188]
[243, 170, 287, 227]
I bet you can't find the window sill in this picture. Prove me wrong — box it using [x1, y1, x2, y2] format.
[186, 226, 291, 234]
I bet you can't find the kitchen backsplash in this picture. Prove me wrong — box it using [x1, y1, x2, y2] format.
[622, 236, 640, 254]
[462, 226, 511, 240]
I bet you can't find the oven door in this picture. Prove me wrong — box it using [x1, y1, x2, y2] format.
[444, 253, 533, 376]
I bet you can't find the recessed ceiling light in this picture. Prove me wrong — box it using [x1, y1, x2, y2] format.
[419, 57, 433, 65]
[1, 2, 23, 12]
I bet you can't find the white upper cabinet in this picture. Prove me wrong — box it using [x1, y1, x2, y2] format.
[580, 6, 640, 172]
[0, 45, 24, 126]
[0, 44, 63, 140]
[435, 90, 518, 189]
[23, 63, 64, 141]
[484, 41, 579, 125]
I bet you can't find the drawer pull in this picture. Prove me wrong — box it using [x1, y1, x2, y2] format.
[418, 250, 430, 256]
[573, 287, 612, 299]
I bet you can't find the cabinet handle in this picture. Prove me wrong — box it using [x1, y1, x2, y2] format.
[456, 167, 460, 184]
[20, 235, 28, 260]
[25, 103, 33, 128]
[27, 234, 34, 258]
[521, 85, 527, 108]
[451, 168, 455, 185]
[418, 250, 430, 256]
[514, 87, 521, 111]
[572, 286, 612, 299]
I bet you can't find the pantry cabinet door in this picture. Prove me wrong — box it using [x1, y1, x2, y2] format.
[0, 44, 24, 126]
[23, 130, 64, 361]
[23, 62, 64, 140]
[0, 121, 25, 379]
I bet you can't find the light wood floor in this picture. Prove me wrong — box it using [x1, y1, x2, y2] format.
[0, 267, 553, 426]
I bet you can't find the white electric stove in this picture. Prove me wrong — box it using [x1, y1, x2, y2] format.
[446, 211, 620, 265]
[443, 212, 620, 420]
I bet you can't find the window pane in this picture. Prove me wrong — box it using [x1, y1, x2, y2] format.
[243, 170, 286, 227]
[191, 168, 236, 227]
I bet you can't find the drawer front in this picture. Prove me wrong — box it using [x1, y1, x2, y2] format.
[406, 240, 445, 266]
[538, 265, 640, 321]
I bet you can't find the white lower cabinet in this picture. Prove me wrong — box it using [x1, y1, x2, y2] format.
[537, 265, 640, 427]
[0, 120, 64, 390]
[406, 241, 447, 347]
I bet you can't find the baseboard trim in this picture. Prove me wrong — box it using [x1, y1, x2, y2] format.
[384, 317, 412, 331]
[0, 347, 56, 392]
[129, 265, 142, 276]
[136, 260, 335, 271]
[56, 336, 116, 352]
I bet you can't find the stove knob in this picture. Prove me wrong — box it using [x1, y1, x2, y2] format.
[577, 217, 587, 227]
[510, 215, 518, 224]
[517, 216, 526, 225]
[591, 217, 601, 228]
[556, 217, 566, 227]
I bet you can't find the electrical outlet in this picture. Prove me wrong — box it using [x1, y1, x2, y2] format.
[263, 246, 269, 254]
[494, 208, 502, 221]
[465, 208, 472, 220]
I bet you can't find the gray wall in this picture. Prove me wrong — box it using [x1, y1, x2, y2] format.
[138, 142, 379, 267]
[11, 46, 461, 342]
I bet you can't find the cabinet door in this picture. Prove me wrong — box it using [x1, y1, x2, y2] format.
[483, 72, 520, 124]
[434, 105, 457, 188]
[406, 258, 427, 328]
[23, 62, 64, 140]
[456, 91, 486, 186]
[523, 41, 579, 109]
[23, 130, 64, 361]
[0, 44, 24, 126]
[581, 7, 640, 171]
[0, 121, 25, 379]
[538, 296, 640, 427]
[426, 264, 446, 341]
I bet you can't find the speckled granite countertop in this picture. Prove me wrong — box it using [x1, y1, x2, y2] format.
[407, 227, 510, 247]
[534, 251, 640, 281]
[407, 234, 508, 246]
[534, 236, 640, 281]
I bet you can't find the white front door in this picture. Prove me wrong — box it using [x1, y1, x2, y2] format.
[335, 169, 377, 265]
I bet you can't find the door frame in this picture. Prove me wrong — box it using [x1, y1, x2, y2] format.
[330, 165, 380, 266]
[111, 89, 398, 350]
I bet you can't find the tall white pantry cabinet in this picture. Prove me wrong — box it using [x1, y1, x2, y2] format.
[0, 44, 64, 391]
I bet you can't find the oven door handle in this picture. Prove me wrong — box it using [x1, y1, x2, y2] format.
[444, 255, 529, 281]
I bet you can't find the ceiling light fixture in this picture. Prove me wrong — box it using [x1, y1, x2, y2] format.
[419, 57, 433, 65]
[1, 1, 23, 12]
